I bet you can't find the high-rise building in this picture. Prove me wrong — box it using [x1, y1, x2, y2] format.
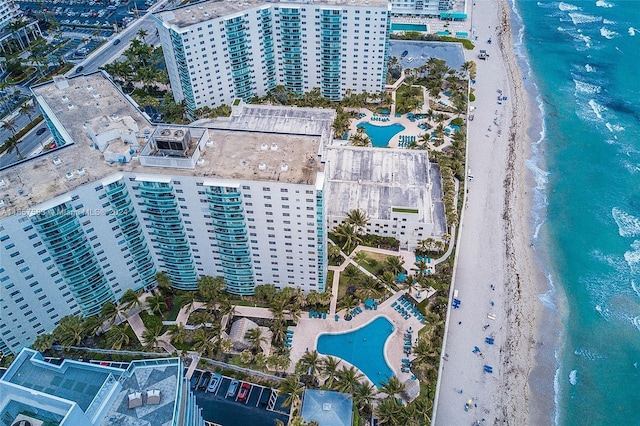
[0, 0, 19, 31]
[0, 71, 331, 354]
[152, 0, 391, 112]
[0, 348, 205, 426]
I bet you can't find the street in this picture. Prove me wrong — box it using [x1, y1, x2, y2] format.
[0, 119, 50, 168]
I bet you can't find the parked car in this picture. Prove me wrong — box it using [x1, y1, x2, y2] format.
[227, 379, 239, 398]
[401, 50, 408, 58]
[36, 127, 47, 136]
[75, 66, 84, 74]
[237, 382, 251, 402]
[207, 373, 222, 393]
[197, 371, 211, 390]
[113, 38, 121, 45]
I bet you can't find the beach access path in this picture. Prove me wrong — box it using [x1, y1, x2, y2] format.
[433, 0, 538, 424]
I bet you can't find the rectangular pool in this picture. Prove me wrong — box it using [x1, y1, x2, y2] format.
[391, 23, 428, 32]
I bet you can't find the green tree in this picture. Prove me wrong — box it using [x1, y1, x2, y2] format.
[142, 324, 164, 351]
[353, 381, 377, 418]
[345, 209, 370, 234]
[297, 350, 321, 382]
[192, 328, 216, 357]
[0, 135, 23, 159]
[379, 376, 405, 399]
[82, 315, 103, 337]
[376, 397, 406, 426]
[168, 323, 188, 345]
[245, 327, 267, 354]
[31, 333, 55, 352]
[146, 294, 168, 316]
[155, 272, 172, 294]
[321, 356, 341, 388]
[106, 324, 131, 350]
[120, 288, 142, 313]
[384, 256, 405, 275]
[278, 374, 305, 408]
[334, 366, 363, 395]
[137, 28, 148, 41]
[53, 315, 85, 348]
[333, 223, 362, 252]
[338, 295, 358, 317]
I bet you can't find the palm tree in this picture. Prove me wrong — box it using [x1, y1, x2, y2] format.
[355, 275, 384, 301]
[168, 323, 188, 345]
[269, 296, 287, 322]
[379, 376, 405, 399]
[317, 290, 332, 307]
[407, 394, 433, 425]
[155, 271, 172, 294]
[137, 28, 148, 41]
[413, 338, 440, 366]
[333, 223, 362, 252]
[253, 352, 268, 371]
[0, 135, 23, 159]
[338, 295, 358, 318]
[270, 319, 287, 345]
[120, 288, 142, 313]
[321, 356, 341, 388]
[277, 374, 305, 408]
[341, 265, 361, 285]
[142, 324, 164, 351]
[102, 300, 126, 326]
[353, 381, 377, 417]
[31, 333, 55, 352]
[245, 327, 267, 354]
[192, 328, 216, 357]
[198, 275, 225, 303]
[220, 338, 234, 353]
[146, 294, 168, 316]
[328, 243, 343, 263]
[334, 366, 363, 395]
[293, 287, 307, 309]
[376, 397, 406, 425]
[239, 349, 254, 366]
[1, 118, 17, 135]
[82, 315, 103, 337]
[297, 350, 321, 381]
[345, 209, 369, 234]
[106, 324, 131, 350]
[384, 256, 405, 276]
[380, 271, 396, 288]
[19, 102, 34, 120]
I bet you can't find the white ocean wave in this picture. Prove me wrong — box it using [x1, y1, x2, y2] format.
[629, 27, 638, 36]
[633, 316, 640, 333]
[605, 122, 625, 133]
[603, 19, 616, 25]
[632, 280, 640, 299]
[588, 99, 606, 119]
[596, 0, 613, 7]
[569, 369, 578, 385]
[600, 27, 618, 39]
[585, 63, 596, 72]
[576, 31, 592, 48]
[574, 347, 603, 361]
[574, 79, 601, 94]
[559, 1, 580, 11]
[624, 241, 640, 270]
[569, 12, 603, 25]
[612, 207, 640, 238]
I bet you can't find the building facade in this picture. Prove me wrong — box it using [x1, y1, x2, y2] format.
[0, 0, 19, 30]
[389, 0, 464, 18]
[0, 72, 330, 355]
[153, 0, 391, 112]
[0, 349, 205, 426]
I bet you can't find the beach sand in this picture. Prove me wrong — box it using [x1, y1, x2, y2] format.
[433, 0, 548, 424]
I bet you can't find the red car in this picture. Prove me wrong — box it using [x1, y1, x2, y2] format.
[237, 382, 251, 403]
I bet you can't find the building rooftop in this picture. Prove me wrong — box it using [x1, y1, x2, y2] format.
[155, 0, 389, 28]
[301, 389, 353, 426]
[1, 77, 327, 219]
[323, 146, 432, 222]
[101, 359, 181, 426]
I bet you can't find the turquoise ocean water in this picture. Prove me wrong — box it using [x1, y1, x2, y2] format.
[511, 0, 640, 423]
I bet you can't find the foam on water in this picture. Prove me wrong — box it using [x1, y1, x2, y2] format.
[605, 122, 625, 133]
[612, 207, 640, 237]
[595, 0, 613, 7]
[629, 27, 637, 36]
[558, 2, 579, 11]
[573, 79, 601, 94]
[568, 12, 603, 25]
[588, 99, 606, 119]
[574, 347, 603, 361]
[539, 272, 557, 309]
[585, 63, 596, 72]
[602, 19, 616, 25]
[569, 369, 578, 385]
[623, 240, 640, 270]
[600, 27, 618, 39]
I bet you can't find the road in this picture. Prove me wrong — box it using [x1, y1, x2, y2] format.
[72, 3, 164, 75]
[0, 118, 50, 168]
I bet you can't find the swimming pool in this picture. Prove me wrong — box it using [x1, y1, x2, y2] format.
[317, 316, 395, 387]
[357, 122, 405, 148]
[391, 23, 428, 32]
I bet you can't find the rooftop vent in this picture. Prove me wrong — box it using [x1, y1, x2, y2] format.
[204, 11, 209, 16]
[258, 162, 266, 170]
[0, 200, 5, 208]
[185, 8, 190, 12]
[93, 92, 100, 99]
[322, 403, 332, 411]
[77, 167, 86, 176]
[160, 129, 171, 136]
[86, 84, 93, 91]
[260, 142, 268, 150]
[280, 163, 289, 172]
[65, 171, 74, 180]
[191, 15, 195, 19]
[174, 130, 184, 137]
[198, 5, 203, 9]
[67, 103, 74, 110]
[0, 178, 5, 187]
[53, 157, 62, 166]
[110, 113, 119, 120]
[270, 143, 278, 151]
[61, 95, 68, 101]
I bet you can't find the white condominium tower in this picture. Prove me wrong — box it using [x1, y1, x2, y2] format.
[0, 72, 331, 355]
[0, 0, 19, 30]
[153, 0, 391, 112]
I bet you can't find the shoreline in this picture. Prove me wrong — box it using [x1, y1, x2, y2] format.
[433, 0, 552, 423]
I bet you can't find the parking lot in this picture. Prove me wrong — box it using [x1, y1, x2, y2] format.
[190, 370, 290, 426]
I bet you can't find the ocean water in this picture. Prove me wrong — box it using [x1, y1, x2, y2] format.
[511, 0, 640, 423]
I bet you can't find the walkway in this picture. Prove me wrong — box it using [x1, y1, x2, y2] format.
[127, 313, 177, 355]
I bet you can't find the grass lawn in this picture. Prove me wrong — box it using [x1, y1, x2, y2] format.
[355, 251, 392, 276]
[337, 272, 350, 299]
[165, 294, 191, 321]
[326, 270, 334, 290]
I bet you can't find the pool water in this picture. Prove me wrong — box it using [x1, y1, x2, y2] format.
[317, 316, 395, 387]
[391, 23, 428, 32]
[357, 122, 405, 148]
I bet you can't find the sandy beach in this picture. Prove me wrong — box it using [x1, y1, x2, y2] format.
[433, 0, 547, 424]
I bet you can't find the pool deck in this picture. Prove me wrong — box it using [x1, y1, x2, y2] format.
[287, 291, 425, 390]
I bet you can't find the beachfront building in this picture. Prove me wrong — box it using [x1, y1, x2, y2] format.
[300, 389, 353, 426]
[0, 71, 330, 354]
[389, 0, 467, 18]
[0, 0, 41, 53]
[324, 146, 446, 251]
[152, 0, 391, 113]
[0, 348, 204, 426]
[0, 0, 19, 30]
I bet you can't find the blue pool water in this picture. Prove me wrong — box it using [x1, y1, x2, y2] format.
[317, 316, 395, 387]
[357, 122, 405, 148]
[391, 23, 427, 32]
